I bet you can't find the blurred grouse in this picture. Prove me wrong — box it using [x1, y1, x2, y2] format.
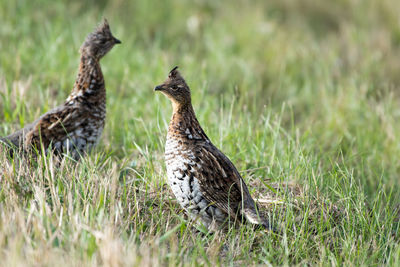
[0, 19, 121, 158]
[155, 67, 274, 231]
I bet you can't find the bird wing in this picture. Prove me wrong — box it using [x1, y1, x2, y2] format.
[24, 104, 82, 150]
[193, 141, 254, 219]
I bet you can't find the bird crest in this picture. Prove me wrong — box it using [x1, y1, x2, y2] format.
[169, 66, 179, 78]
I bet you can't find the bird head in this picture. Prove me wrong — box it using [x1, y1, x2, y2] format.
[154, 66, 192, 108]
[80, 19, 121, 60]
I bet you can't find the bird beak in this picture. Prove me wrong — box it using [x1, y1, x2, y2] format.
[114, 37, 121, 44]
[154, 85, 163, 91]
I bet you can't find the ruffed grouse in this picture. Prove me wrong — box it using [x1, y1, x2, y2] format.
[0, 19, 121, 159]
[155, 67, 274, 231]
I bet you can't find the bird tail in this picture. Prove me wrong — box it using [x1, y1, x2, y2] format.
[242, 204, 277, 233]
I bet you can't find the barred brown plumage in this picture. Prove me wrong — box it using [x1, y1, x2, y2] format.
[0, 19, 121, 159]
[155, 67, 275, 231]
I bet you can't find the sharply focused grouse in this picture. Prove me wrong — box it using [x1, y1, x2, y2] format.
[0, 19, 121, 159]
[155, 67, 274, 231]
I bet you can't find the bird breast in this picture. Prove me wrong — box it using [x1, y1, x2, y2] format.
[165, 136, 202, 204]
[164, 135, 226, 224]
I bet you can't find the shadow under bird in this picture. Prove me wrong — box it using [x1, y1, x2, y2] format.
[155, 66, 275, 232]
[0, 19, 121, 159]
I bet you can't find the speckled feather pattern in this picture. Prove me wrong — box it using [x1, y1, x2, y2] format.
[165, 104, 272, 230]
[0, 55, 106, 159]
[156, 67, 274, 231]
[24, 55, 107, 158]
[165, 133, 227, 228]
[1, 20, 119, 159]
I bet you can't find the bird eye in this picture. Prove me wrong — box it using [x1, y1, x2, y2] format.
[171, 85, 179, 91]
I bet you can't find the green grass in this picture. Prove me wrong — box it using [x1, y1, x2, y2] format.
[1, 0, 400, 265]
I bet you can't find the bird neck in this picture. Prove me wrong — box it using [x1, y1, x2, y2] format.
[169, 103, 209, 141]
[66, 54, 105, 102]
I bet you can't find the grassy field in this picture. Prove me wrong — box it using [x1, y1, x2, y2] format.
[1, 0, 400, 265]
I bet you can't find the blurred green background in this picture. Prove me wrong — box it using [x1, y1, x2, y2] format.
[0, 0, 400, 265]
